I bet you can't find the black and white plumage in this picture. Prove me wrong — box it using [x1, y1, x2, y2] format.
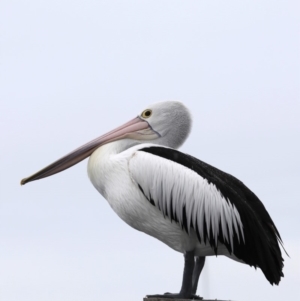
[135, 146, 283, 284]
[21, 101, 285, 299]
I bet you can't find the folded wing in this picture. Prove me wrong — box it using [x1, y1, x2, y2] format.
[128, 146, 284, 285]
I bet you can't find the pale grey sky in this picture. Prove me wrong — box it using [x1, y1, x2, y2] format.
[1, 1, 299, 301]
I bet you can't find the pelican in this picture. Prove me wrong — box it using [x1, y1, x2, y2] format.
[21, 101, 285, 299]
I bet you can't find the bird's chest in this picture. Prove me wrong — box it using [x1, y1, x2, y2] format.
[87, 146, 142, 226]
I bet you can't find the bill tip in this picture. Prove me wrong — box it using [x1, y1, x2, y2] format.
[20, 178, 27, 185]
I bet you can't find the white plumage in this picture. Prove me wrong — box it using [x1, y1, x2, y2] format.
[88, 142, 241, 258]
[128, 146, 244, 249]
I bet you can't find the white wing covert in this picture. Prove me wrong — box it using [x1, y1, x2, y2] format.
[128, 148, 244, 253]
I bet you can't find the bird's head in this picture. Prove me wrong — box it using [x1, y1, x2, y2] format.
[138, 101, 192, 149]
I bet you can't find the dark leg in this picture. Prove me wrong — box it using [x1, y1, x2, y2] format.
[191, 257, 205, 295]
[178, 250, 195, 296]
[147, 250, 201, 299]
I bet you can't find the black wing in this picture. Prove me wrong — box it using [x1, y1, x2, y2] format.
[140, 146, 284, 285]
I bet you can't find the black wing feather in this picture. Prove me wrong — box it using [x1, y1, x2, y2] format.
[140, 146, 284, 285]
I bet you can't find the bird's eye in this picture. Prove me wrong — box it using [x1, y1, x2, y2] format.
[141, 109, 152, 118]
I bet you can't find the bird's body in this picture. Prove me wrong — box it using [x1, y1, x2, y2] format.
[21, 101, 285, 299]
[88, 141, 238, 260]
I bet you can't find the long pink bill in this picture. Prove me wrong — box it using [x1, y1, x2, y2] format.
[21, 117, 155, 185]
